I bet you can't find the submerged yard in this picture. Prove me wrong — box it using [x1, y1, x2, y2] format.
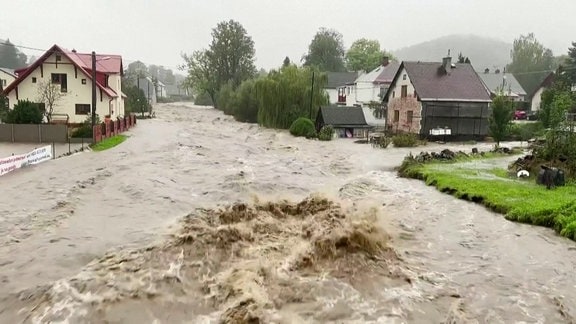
[400, 155, 576, 240]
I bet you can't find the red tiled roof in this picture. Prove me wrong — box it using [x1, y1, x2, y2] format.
[2, 44, 122, 97]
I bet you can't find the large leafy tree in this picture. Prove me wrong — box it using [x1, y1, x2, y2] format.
[345, 39, 395, 72]
[181, 20, 256, 108]
[565, 41, 576, 85]
[489, 94, 514, 147]
[507, 33, 554, 74]
[303, 28, 346, 72]
[0, 39, 28, 69]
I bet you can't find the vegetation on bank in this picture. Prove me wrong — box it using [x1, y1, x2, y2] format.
[398, 151, 576, 241]
[90, 135, 128, 152]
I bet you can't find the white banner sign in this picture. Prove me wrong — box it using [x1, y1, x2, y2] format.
[0, 145, 53, 177]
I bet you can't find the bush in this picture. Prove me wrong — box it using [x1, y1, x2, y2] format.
[234, 79, 259, 123]
[508, 122, 545, 141]
[373, 136, 391, 148]
[318, 125, 334, 141]
[289, 117, 316, 138]
[392, 133, 419, 147]
[216, 82, 237, 115]
[194, 92, 214, 106]
[5, 100, 43, 124]
[71, 115, 101, 138]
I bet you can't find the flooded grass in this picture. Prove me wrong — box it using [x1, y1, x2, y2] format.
[401, 158, 576, 241]
[91, 135, 128, 152]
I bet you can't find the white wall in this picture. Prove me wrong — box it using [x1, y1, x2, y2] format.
[6, 52, 124, 123]
[531, 87, 544, 112]
[0, 70, 15, 88]
[388, 67, 416, 101]
[326, 88, 338, 104]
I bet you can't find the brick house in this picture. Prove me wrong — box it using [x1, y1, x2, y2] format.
[382, 56, 492, 140]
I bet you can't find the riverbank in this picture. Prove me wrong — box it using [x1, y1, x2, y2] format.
[398, 151, 576, 241]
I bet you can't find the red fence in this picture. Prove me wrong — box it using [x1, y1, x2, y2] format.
[93, 114, 137, 144]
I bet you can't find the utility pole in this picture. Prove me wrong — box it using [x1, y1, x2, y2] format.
[309, 71, 315, 119]
[91, 51, 97, 127]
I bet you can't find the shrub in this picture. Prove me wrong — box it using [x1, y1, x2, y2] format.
[71, 115, 101, 138]
[234, 79, 259, 123]
[392, 133, 419, 147]
[5, 100, 43, 124]
[318, 125, 334, 141]
[373, 136, 391, 148]
[194, 92, 214, 106]
[508, 122, 545, 141]
[216, 82, 237, 115]
[289, 117, 316, 138]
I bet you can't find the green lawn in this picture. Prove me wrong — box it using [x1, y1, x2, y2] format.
[401, 158, 576, 241]
[91, 135, 128, 152]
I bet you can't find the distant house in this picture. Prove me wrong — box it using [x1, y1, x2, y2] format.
[324, 72, 358, 105]
[165, 83, 189, 98]
[0, 67, 16, 89]
[156, 80, 167, 98]
[2, 44, 125, 124]
[315, 105, 372, 138]
[132, 76, 157, 105]
[514, 71, 556, 113]
[345, 57, 400, 107]
[479, 69, 527, 102]
[383, 56, 492, 140]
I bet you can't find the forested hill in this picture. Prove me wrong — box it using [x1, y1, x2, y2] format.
[392, 34, 512, 72]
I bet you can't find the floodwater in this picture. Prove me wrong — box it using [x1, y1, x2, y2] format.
[0, 103, 575, 323]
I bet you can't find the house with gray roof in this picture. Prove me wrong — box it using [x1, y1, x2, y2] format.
[479, 69, 527, 102]
[382, 56, 492, 140]
[324, 72, 358, 105]
[315, 105, 371, 138]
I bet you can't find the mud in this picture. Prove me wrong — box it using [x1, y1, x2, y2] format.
[0, 103, 575, 323]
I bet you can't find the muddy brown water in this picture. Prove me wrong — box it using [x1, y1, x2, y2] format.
[0, 103, 575, 323]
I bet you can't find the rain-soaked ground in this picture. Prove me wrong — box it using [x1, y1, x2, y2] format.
[0, 103, 575, 323]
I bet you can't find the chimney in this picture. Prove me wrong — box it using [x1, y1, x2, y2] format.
[495, 68, 501, 74]
[72, 49, 77, 53]
[484, 68, 490, 74]
[442, 52, 452, 74]
[382, 56, 389, 67]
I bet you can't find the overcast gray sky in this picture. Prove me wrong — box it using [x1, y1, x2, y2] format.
[0, 0, 573, 72]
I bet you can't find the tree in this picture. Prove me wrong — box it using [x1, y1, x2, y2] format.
[303, 28, 346, 72]
[489, 94, 514, 147]
[565, 42, 576, 85]
[283, 56, 291, 67]
[123, 84, 150, 117]
[507, 33, 554, 74]
[457, 52, 471, 64]
[5, 100, 43, 124]
[36, 80, 66, 123]
[181, 50, 218, 105]
[0, 39, 28, 69]
[345, 38, 395, 72]
[181, 19, 256, 108]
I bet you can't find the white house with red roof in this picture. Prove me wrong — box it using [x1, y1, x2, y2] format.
[2, 44, 126, 124]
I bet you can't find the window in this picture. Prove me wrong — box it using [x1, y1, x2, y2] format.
[81, 79, 87, 85]
[393, 110, 399, 122]
[32, 77, 37, 83]
[1, 79, 5, 87]
[55, 54, 62, 61]
[401, 85, 408, 98]
[407, 110, 414, 123]
[51, 73, 67, 92]
[403, 74, 407, 80]
[75, 104, 91, 115]
[392, 91, 395, 98]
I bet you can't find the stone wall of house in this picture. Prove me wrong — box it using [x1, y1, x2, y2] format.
[387, 97, 422, 134]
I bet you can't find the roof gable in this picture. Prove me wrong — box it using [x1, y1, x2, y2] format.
[356, 62, 401, 84]
[319, 106, 368, 126]
[325, 72, 358, 88]
[385, 61, 492, 102]
[2, 44, 122, 97]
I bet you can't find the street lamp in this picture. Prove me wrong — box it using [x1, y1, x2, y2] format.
[91, 52, 111, 127]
